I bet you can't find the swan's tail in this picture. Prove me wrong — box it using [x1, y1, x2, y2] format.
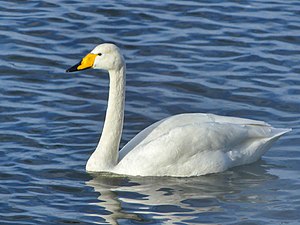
[251, 127, 291, 163]
[270, 128, 292, 139]
[229, 127, 291, 167]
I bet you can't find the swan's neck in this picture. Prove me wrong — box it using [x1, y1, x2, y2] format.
[86, 66, 126, 171]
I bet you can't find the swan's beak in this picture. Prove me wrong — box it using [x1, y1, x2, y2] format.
[66, 53, 97, 72]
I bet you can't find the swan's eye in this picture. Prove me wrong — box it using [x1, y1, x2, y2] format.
[98, 53, 102, 56]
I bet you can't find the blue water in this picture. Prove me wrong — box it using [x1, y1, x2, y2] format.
[1, 0, 300, 224]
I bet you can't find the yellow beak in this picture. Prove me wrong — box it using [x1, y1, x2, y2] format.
[66, 53, 97, 72]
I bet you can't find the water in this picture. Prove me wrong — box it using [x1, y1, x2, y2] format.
[0, 0, 299, 224]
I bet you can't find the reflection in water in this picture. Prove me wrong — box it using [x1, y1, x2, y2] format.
[86, 162, 277, 224]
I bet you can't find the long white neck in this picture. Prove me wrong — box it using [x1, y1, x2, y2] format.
[86, 66, 126, 171]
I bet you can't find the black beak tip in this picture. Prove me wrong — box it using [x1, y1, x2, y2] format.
[66, 65, 77, 72]
[66, 64, 79, 73]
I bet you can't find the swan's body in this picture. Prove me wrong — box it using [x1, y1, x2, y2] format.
[67, 43, 290, 177]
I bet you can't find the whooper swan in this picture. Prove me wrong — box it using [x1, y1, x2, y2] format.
[66, 43, 290, 177]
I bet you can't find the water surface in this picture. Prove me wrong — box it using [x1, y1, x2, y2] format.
[0, 0, 300, 224]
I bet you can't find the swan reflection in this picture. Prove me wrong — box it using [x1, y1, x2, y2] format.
[85, 161, 277, 224]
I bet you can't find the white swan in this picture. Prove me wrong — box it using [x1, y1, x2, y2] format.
[66, 43, 290, 177]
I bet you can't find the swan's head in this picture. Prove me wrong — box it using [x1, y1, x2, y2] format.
[66, 43, 125, 73]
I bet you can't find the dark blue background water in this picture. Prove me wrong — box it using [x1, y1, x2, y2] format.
[1, 0, 299, 224]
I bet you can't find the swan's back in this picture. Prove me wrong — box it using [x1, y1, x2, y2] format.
[119, 113, 271, 158]
[116, 113, 289, 177]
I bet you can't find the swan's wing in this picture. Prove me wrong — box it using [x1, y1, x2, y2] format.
[119, 118, 165, 160]
[116, 113, 289, 176]
[119, 113, 270, 160]
[116, 117, 289, 176]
